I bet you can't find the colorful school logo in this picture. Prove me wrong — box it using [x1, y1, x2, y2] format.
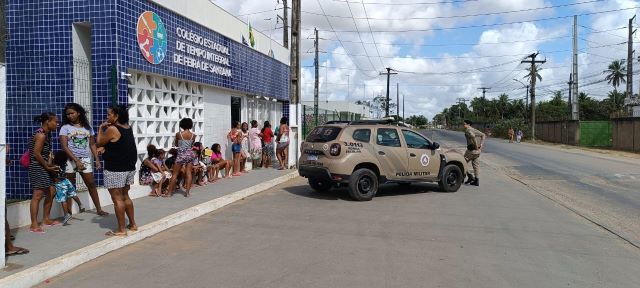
[137, 11, 167, 64]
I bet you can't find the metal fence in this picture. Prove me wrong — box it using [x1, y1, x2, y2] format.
[579, 121, 612, 147]
[72, 58, 92, 191]
[301, 105, 341, 138]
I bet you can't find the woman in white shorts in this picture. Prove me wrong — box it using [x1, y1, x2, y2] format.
[60, 103, 108, 216]
[97, 105, 138, 237]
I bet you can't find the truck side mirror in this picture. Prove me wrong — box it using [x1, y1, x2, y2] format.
[431, 142, 440, 150]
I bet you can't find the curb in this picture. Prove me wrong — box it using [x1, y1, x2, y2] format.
[0, 171, 299, 288]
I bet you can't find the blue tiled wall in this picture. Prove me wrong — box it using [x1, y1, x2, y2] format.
[5, 0, 290, 199]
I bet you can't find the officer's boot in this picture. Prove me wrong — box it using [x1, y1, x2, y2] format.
[471, 178, 479, 186]
[464, 173, 475, 185]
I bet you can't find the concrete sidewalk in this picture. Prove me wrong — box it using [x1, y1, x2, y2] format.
[1, 168, 297, 288]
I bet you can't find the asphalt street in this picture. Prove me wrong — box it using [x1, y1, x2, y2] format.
[38, 135, 640, 288]
[427, 129, 640, 247]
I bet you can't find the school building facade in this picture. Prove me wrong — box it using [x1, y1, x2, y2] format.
[4, 0, 290, 199]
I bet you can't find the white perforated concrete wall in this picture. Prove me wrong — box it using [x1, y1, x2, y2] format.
[127, 70, 205, 164]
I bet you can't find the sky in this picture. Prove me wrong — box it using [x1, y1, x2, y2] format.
[212, 0, 640, 120]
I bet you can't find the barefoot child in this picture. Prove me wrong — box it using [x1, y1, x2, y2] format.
[209, 143, 232, 181]
[140, 145, 166, 197]
[191, 142, 207, 186]
[52, 151, 83, 225]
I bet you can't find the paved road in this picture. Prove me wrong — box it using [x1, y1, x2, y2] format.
[39, 159, 640, 286]
[427, 129, 640, 247]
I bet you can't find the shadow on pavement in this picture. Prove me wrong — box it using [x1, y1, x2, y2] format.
[283, 182, 444, 201]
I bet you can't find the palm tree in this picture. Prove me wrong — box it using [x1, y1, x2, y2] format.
[603, 59, 626, 93]
[496, 93, 510, 119]
[524, 65, 543, 101]
[470, 97, 489, 119]
[524, 65, 542, 124]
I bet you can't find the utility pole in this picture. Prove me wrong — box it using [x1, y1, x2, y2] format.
[313, 27, 319, 126]
[627, 15, 636, 103]
[402, 94, 405, 121]
[380, 67, 397, 117]
[286, 0, 300, 169]
[289, 0, 300, 105]
[568, 73, 574, 120]
[478, 87, 490, 99]
[522, 52, 546, 140]
[571, 15, 579, 120]
[456, 98, 468, 119]
[279, 0, 289, 48]
[396, 83, 399, 118]
[477, 87, 490, 117]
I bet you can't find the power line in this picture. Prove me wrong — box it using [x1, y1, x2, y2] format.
[305, 43, 625, 59]
[579, 25, 627, 39]
[304, 61, 613, 74]
[313, 0, 602, 21]
[310, 7, 640, 33]
[360, 1, 385, 68]
[331, 0, 478, 5]
[314, 0, 380, 78]
[235, 7, 284, 17]
[308, 35, 572, 47]
[343, 0, 381, 70]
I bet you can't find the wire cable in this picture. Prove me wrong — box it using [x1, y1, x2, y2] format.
[311, 7, 640, 33]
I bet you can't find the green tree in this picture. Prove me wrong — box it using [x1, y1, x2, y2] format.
[372, 95, 397, 117]
[603, 59, 626, 93]
[470, 96, 490, 120]
[578, 92, 609, 120]
[605, 90, 626, 113]
[536, 91, 568, 121]
[496, 93, 510, 119]
[406, 115, 428, 127]
[524, 65, 542, 122]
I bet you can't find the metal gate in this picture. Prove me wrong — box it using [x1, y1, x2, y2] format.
[579, 121, 612, 147]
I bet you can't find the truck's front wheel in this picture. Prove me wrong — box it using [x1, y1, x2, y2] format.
[438, 164, 462, 192]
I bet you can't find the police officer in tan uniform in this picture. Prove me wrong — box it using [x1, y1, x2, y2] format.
[463, 120, 485, 186]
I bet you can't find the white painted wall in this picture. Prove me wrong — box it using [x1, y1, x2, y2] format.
[72, 23, 91, 61]
[152, 0, 290, 65]
[1, 63, 6, 267]
[202, 86, 232, 159]
[301, 101, 371, 115]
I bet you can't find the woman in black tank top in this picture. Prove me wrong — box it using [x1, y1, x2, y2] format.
[96, 105, 138, 237]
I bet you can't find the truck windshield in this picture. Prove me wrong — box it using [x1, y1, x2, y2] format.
[305, 126, 342, 142]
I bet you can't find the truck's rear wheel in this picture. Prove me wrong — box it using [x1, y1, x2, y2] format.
[439, 164, 462, 192]
[348, 169, 378, 201]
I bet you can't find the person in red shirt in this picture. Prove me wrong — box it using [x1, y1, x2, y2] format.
[261, 121, 274, 169]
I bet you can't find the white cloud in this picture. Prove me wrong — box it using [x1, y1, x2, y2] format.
[212, 0, 640, 118]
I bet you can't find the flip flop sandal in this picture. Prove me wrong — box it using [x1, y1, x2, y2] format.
[105, 231, 127, 237]
[97, 210, 109, 216]
[6, 248, 30, 256]
[126, 225, 138, 231]
[29, 227, 46, 234]
[44, 220, 61, 227]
